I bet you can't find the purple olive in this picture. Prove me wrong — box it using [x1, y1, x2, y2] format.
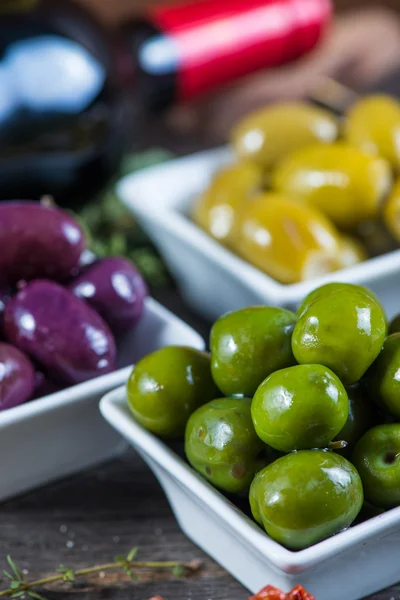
[0, 201, 85, 285]
[69, 257, 147, 335]
[0, 342, 35, 410]
[4, 280, 116, 385]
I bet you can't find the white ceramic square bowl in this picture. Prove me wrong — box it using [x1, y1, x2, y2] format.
[101, 385, 400, 600]
[117, 147, 400, 321]
[0, 297, 204, 502]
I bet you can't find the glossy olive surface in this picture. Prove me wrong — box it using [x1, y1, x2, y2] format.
[235, 194, 341, 284]
[297, 282, 348, 317]
[69, 256, 147, 335]
[334, 383, 378, 456]
[297, 282, 384, 318]
[383, 178, 400, 243]
[4, 280, 116, 385]
[193, 162, 262, 247]
[346, 95, 400, 169]
[365, 333, 400, 418]
[127, 346, 220, 438]
[272, 143, 392, 229]
[0, 201, 85, 285]
[249, 450, 363, 550]
[352, 424, 400, 509]
[231, 102, 338, 169]
[185, 397, 265, 494]
[251, 364, 348, 452]
[0, 343, 35, 411]
[292, 287, 387, 385]
[210, 306, 296, 397]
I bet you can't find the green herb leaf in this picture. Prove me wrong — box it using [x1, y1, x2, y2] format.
[172, 566, 185, 577]
[3, 570, 15, 580]
[108, 232, 127, 256]
[10, 581, 21, 590]
[7, 557, 23, 582]
[11, 591, 25, 598]
[114, 555, 126, 564]
[125, 569, 138, 581]
[122, 567, 137, 580]
[127, 548, 138, 562]
[56, 566, 66, 574]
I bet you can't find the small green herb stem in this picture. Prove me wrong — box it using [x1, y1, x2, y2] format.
[0, 560, 200, 597]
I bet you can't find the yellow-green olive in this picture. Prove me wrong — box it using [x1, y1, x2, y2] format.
[193, 162, 262, 247]
[346, 94, 400, 170]
[272, 143, 392, 229]
[234, 193, 342, 283]
[231, 102, 338, 170]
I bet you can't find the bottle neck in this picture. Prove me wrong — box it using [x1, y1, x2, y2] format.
[122, 19, 177, 114]
[124, 0, 331, 112]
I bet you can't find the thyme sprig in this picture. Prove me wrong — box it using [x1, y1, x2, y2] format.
[0, 549, 201, 599]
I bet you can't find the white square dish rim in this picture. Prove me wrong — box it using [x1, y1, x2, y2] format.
[100, 386, 400, 575]
[0, 297, 204, 429]
[117, 147, 400, 305]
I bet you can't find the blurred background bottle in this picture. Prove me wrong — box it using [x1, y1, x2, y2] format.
[0, 0, 331, 206]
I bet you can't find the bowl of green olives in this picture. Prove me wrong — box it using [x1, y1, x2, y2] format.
[0, 200, 205, 501]
[101, 282, 400, 600]
[117, 96, 400, 321]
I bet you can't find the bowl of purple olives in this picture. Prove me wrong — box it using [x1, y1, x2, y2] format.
[101, 282, 400, 600]
[0, 200, 204, 501]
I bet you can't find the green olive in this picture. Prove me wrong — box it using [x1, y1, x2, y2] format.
[297, 282, 384, 318]
[127, 346, 219, 438]
[365, 333, 400, 419]
[292, 287, 387, 385]
[210, 306, 296, 397]
[352, 424, 400, 509]
[250, 450, 363, 550]
[185, 397, 265, 494]
[251, 364, 348, 452]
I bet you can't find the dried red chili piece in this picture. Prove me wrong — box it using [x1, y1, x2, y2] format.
[249, 584, 315, 600]
[288, 585, 315, 600]
[248, 585, 287, 600]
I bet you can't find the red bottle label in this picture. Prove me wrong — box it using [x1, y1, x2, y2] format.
[148, 0, 331, 101]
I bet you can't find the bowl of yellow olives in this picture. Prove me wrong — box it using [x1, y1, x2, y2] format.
[101, 282, 400, 600]
[118, 95, 400, 321]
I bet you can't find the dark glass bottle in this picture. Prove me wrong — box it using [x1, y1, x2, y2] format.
[0, 0, 331, 206]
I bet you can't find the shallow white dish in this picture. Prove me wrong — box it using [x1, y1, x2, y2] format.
[117, 147, 400, 321]
[101, 385, 400, 600]
[0, 297, 204, 502]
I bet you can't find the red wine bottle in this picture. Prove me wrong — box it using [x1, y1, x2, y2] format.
[0, 0, 331, 206]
